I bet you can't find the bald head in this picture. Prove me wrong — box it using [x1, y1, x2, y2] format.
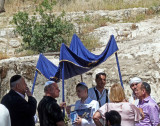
[44, 82, 60, 98]
[44, 82, 56, 93]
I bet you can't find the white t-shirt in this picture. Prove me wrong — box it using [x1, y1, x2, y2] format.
[129, 94, 139, 107]
[74, 97, 99, 126]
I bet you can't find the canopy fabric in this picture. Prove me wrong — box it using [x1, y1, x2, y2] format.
[36, 53, 58, 80]
[35, 34, 119, 81]
[53, 34, 119, 80]
[69, 34, 118, 62]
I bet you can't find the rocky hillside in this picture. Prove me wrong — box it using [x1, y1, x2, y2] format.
[1, 7, 160, 106]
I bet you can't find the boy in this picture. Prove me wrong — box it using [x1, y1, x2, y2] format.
[66, 82, 99, 126]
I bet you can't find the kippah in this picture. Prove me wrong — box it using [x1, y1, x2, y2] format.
[129, 77, 142, 85]
[78, 82, 88, 88]
[44, 81, 55, 87]
[10, 75, 22, 84]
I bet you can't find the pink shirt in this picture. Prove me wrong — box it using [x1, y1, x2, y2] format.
[98, 102, 142, 126]
[136, 96, 159, 126]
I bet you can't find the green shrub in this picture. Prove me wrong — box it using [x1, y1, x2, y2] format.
[12, 0, 74, 53]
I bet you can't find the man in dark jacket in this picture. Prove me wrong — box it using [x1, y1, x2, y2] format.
[1, 75, 37, 126]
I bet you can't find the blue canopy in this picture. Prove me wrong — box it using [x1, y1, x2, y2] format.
[52, 34, 119, 80]
[36, 53, 58, 80]
[32, 34, 123, 94]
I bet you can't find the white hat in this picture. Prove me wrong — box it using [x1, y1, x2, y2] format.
[44, 81, 55, 87]
[129, 77, 142, 85]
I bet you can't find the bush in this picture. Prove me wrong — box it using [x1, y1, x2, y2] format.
[12, 0, 74, 53]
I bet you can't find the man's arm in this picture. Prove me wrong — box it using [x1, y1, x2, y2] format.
[148, 104, 159, 126]
[56, 121, 65, 126]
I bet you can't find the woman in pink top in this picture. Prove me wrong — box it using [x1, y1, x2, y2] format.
[93, 84, 142, 126]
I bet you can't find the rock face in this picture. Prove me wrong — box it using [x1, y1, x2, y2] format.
[1, 8, 160, 111]
[0, 7, 147, 55]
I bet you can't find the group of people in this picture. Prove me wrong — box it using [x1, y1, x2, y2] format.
[0, 73, 159, 126]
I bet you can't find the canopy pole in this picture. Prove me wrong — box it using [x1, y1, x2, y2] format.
[115, 52, 124, 88]
[62, 62, 65, 117]
[31, 70, 38, 95]
[80, 74, 83, 82]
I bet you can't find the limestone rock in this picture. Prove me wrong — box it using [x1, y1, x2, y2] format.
[9, 39, 20, 48]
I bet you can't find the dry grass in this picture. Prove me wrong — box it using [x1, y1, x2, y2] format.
[4, 0, 42, 16]
[123, 8, 159, 23]
[14, 49, 38, 57]
[4, 0, 160, 14]
[0, 52, 10, 60]
[55, 0, 160, 12]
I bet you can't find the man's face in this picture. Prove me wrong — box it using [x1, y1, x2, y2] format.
[130, 83, 138, 94]
[96, 75, 106, 89]
[50, 83, 60, 98]
[76, 87, 87, 99]
[135, 83, 144, 100]
[17, 78, 27, 95]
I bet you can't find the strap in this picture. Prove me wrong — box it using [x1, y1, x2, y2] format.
[94, 88, 109, 107]
[106, 89, 108, 103]
[94, 87, 101, 107]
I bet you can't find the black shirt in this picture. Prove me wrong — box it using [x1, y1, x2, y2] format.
[38, 96, 64, 126]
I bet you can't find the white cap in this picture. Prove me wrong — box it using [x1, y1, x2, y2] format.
[129, 77, 142, 85]
[44, 81, 55, 87]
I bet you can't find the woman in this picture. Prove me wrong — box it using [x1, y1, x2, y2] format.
[93, 84, 142, 126]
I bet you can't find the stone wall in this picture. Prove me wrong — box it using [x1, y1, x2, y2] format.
[1, 45, 160, 105]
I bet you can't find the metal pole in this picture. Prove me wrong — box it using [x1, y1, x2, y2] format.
[62, 62, 65, 117]
[31, 70, 38, 95]
[115, 52, 124, 88]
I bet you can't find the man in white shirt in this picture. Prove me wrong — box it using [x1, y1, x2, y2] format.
[129, 77, 142, 106]
[88, 72, 108, 107]
[0, 104, 11, 126]
[66, 82, 99, 126]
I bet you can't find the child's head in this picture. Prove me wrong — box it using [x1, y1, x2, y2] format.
[105, 110, 121, 126]
[76, 82, 88, 99]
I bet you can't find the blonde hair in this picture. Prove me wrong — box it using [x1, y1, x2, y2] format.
[109, 84, 125, 102]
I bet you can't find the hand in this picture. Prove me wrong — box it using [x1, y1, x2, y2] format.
[66, 106, 71, 114]
[59, 102, 66, 109]
[139, 108, 144, 120]
[75, 116, 82, 125]
[25, 87, 32, 96]
[123, 98, 128, 102]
